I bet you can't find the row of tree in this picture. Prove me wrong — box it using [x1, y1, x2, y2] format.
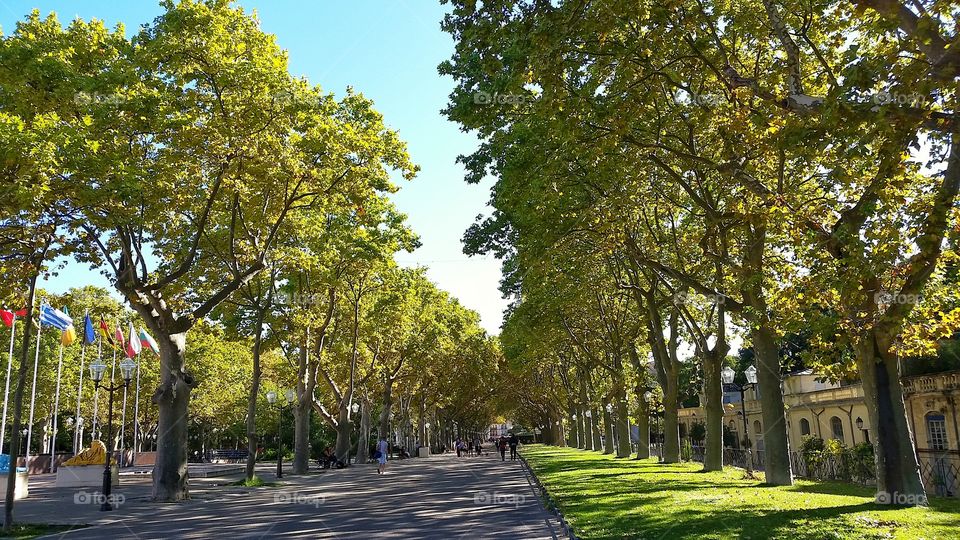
[0, 0, 502, 525]
[442, 0, 960, 505]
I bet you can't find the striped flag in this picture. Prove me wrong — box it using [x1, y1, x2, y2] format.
[139, 327, 160, 355]
[126, 321, 141, 358]
[114, 324, 125, 350]
[39, 305, 73, 331]
[98, 318, 116, 348]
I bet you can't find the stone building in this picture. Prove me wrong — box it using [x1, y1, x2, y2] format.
[677, 369, 960, 495]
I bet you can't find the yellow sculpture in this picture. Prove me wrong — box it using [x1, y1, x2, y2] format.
[63, 440, 115, 466]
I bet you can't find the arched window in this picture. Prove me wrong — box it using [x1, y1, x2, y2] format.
[753, 420, 762, 434]
[800, 418, 811, 436]
[926, 413, 947, 451]
[830, 416, 844, 442]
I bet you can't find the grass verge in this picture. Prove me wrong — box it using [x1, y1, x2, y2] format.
[522, 444, 960, 539]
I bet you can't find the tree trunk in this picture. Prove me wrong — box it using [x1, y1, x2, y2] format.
[152, 332, 191, 501]
[334, 405, 351, 462]
[355, 400, 370, 464]
[752, 323, 793, 485]
[3, 270, 38, 531]
[379, 377, 394, 439]
[292, 398, 311, 474]
[244, 309, 266, 482]
[856, 336, 926, 505]
[702, 349, 724, 472]
[566, 403, 578, 448]
[601, 406, 614, 454]
[591, 408, 602, 450]
[636, 399, 650, 459]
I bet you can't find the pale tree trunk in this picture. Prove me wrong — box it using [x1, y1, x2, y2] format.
[702, 348, 724, 472]
[635, 398, 650, 459]
[355, 398, 370, 464]
[601, 405, 614, 455]
[4, 268, 39, 531]
[857, 335, 925, 504]
[751, 323, 793, 485]
[379, 377, 393, 439]
[244, 307, 267, 482]
[292, 327, 313, 475]
[742, 219, 793, 485]
[334, 405, 351, 462]
[152, 332, 191, 501]
[591, 408, 602, 450]
[566, 403, 578, 448]
[642, 287, 682, 463]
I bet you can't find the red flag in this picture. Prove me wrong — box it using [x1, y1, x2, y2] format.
[0, 310, 13, 328]
[14, 309, 26, 317]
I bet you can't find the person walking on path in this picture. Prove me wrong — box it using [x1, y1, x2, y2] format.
[498, 436, 507, 461]
[377, 436, 389, 475]
[509, 432, 519, 461]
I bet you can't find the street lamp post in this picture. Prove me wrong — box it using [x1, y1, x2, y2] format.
[605, 403, 615, 452]
[266, 389, 295, 478]
[721, 365, 758, 474]
[88, 357, 136, 511]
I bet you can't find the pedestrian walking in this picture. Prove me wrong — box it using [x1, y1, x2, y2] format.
[376, 436, 389, 475]
[498, 436, 507, 461]
[509, 432, 519, 461]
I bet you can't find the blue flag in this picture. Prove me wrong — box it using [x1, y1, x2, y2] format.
[84, 315, 96, 345]
[39, 305, 72, 331]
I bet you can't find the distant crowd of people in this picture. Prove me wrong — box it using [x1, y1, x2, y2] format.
[453, 433, 519, 461]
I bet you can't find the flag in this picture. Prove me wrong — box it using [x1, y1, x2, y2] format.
[61, 325, 77, 346]
[126, 321, 141, 358]
[98, 318, 116, 348]
[0, 310, 14, 328]
[114, 324, 125, 350]
[39, 305, 73, 331]
[139, 327, 159, 355]
[84, 315, 96, 345]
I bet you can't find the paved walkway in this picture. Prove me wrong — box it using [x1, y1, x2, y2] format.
[18, 452, 559, 539]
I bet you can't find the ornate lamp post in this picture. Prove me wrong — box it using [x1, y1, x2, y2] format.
[721, 365, 758, 473]
[89, 357, 136, 511]
[266, 389, 295, 478]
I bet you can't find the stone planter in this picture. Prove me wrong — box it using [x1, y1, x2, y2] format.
[417, 447, 430, 458]
[0, 470, 29, 500]
[55, 465, 119, 488]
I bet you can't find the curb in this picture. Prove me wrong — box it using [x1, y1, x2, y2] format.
[518, 453, 577, 540]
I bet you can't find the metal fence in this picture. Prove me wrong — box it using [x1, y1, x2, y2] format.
[645, 444, 958, 498]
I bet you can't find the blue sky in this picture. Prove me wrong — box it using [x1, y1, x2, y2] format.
[0, 0, 509, 333]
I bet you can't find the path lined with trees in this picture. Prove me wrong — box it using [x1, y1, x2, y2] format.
[442, 0, 960, 506]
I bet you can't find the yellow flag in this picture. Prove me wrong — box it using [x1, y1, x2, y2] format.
[61, 325, 77, 346]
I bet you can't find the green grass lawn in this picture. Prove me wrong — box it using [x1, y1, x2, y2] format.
[522, 444, 960, 540]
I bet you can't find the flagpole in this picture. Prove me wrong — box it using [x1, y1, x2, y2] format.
[133, 359, 141, 465]
[120, 374, 128, 465]
[50, 341, 65, 473]
[91, 339, 102, 443]
[26, 312, 43, 464]
[73, 314, 88, 454]
[0, 315, 17, 455]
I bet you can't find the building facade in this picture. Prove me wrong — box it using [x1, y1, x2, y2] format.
[677, 370, 960, 463]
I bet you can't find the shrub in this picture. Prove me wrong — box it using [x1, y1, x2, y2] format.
[681, 438, 693, 462]
[689, 422, 706, 445]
